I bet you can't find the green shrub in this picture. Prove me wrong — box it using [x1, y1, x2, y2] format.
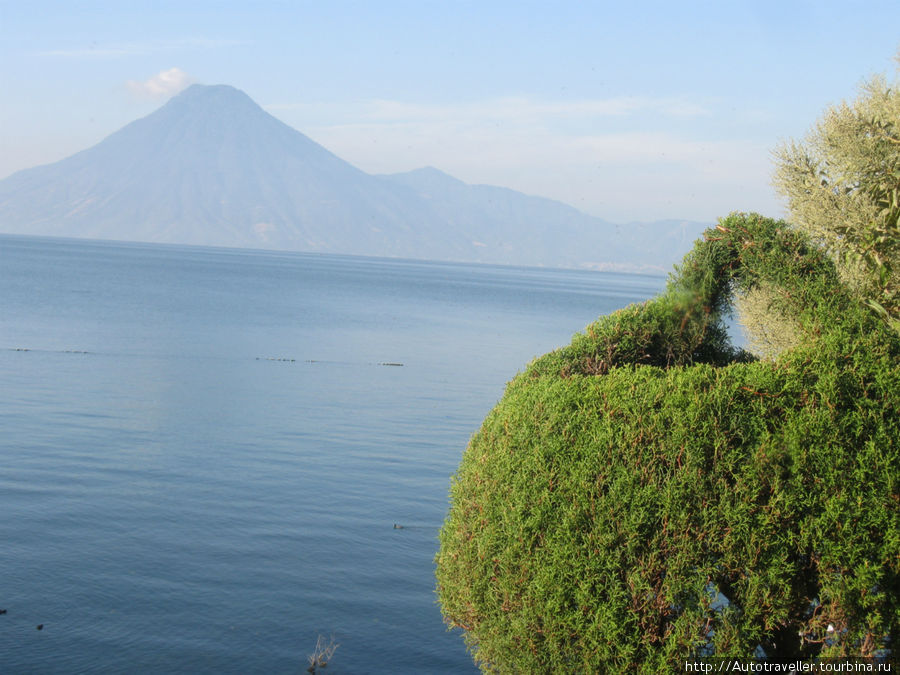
[436, 213, 900, 672]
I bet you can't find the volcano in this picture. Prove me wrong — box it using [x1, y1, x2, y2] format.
[0, 84, 704, 269]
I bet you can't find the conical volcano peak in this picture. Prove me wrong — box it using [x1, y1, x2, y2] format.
[140, 82, 299, 149]
[161, 83, 263, 115]
[172, 83, 253, 102]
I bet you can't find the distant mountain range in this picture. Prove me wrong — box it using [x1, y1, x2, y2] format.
[0, 84, 708, 271]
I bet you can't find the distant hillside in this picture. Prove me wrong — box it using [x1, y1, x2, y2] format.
[0, 84, 707, 270]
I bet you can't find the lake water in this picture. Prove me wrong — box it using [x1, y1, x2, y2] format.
[0, 234, 666, 673]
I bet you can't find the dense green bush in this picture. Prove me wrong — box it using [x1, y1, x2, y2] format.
[436, 213, 900, 672]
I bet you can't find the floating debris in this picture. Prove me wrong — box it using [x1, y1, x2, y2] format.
[8, 348, 90, 354]
[36, 624, 43, 631]
[307, 634, 339, 673]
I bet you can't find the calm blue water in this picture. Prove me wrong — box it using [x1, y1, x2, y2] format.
[0, 234, 665, 673]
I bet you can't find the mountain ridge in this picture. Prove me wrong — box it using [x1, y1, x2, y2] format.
[0, 84, 708, 270]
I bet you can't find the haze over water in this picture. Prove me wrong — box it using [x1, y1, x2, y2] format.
[0, 234, 664, 673]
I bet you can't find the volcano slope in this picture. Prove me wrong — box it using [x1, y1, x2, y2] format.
[436, 213, 900, 672]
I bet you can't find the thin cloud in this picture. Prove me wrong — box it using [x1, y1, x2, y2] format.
[265, 96, 772, 222]
[126, 68, 194, 99]
[267, 95, 711, 126]
[361, 97, 711, 121]
[38, 37, 248, 58]
[40, 45, 145, 58]
[266, 97, 724, 179]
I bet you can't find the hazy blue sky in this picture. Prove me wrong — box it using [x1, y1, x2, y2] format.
[2, 1, 898, 222]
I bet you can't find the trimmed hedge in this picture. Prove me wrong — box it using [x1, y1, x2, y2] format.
[436, 213, 900, 672]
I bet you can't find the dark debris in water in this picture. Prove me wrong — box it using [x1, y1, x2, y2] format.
[255, 357, 405, 367]
[8, 348, 90, 354]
